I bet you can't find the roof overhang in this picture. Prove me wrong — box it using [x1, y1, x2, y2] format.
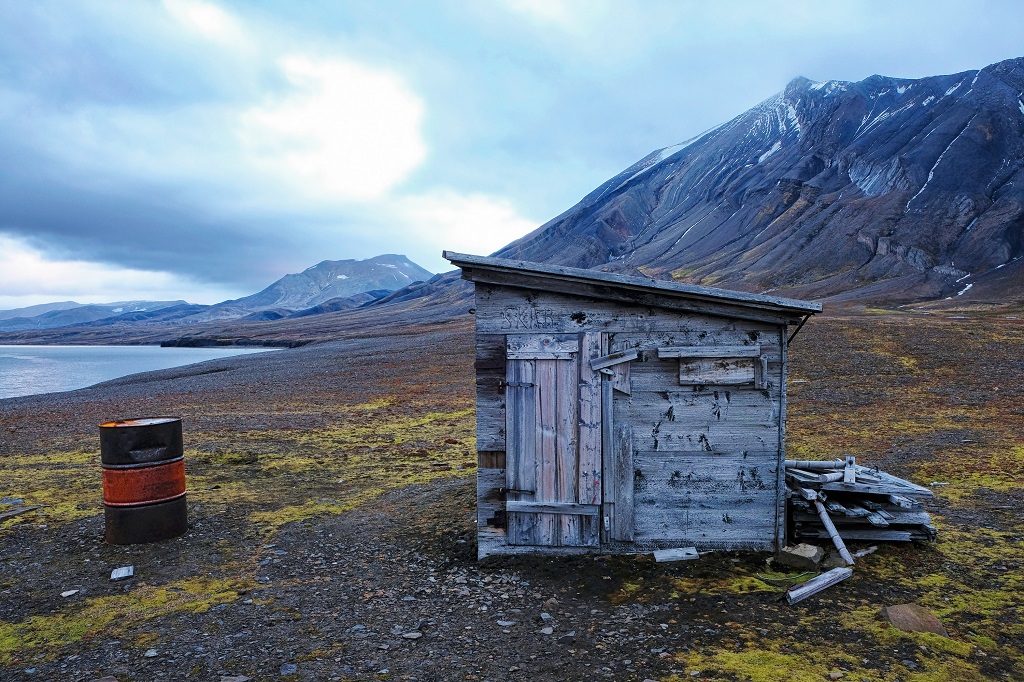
[443, 251, 822, 327]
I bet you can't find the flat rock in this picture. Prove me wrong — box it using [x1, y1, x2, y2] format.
[880, 604, 948, 636]
[776, 543, 824, 570]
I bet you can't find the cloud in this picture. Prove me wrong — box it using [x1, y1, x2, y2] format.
[240, 55, 428, 201]
[0, 235, 241, 308]
[392, 191, 540, 271]
[162, 0, 247, 46]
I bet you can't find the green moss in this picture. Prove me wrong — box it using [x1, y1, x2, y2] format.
[0, 450, 98, 528]
[0, 575, 250, 665]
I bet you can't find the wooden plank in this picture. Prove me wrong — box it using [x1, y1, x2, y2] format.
[445, 251, 821, 315]
[658, 345, 761, 358]
[473, 285, 799, 335]
[505, 358, 538, 545]
[611, 359, 631, 395]
[506, 501, 600, 516]
[610, 421, 634, 541]
[477, 451, 506, 469]
[0, 504, 43, 521]
[476, 372, 505, 451]
[793, 528, 915, 542]
[591, 349, 638, 370]
[776, 327, 788, 550]
[653, 547, 699, 562]
[785, 459, 846, 470]
[477, 467, 506, 528]
[678, 356, 757, 386]
[754, 354, 768, 390]
[534, 359, 559, 546]
[506, 333, 578, 360]
[475, 333, 506, 369]
[814, 499, 854, 565]
[554, 355, 583, 545]
[786, 567, 853, 605]
[633, 450, 778, 544]
[634, 506, 778, 544]
[629, 358, 783, 395]
[578, 333, 603, 507]
[601, 375, 615, 544]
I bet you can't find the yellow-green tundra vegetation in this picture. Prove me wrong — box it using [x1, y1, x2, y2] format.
[1, 314, 1023, 679]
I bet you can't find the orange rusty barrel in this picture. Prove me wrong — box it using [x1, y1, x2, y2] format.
[100, 417, 188, 544]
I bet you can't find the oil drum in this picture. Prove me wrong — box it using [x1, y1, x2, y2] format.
[100, 417, 188, 544]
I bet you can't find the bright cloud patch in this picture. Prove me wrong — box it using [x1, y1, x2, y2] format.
[163, 0, 246, 45]
[0, 235, 239, 307]
[397, 191, 538, 266]
[241, 55, 427, 201]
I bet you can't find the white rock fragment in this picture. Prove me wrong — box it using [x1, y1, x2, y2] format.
[110, 566, 134, 581]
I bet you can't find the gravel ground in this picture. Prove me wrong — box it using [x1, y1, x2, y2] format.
[3, 316, 1024, 681]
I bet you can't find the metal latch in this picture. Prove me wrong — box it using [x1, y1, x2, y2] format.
[500, 487, 535, 496]
[499, 380, 535, 389]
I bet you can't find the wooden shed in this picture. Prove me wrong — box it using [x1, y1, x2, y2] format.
[443, 252, 821, 559]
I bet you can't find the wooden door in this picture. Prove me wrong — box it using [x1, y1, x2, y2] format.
[505, 334, 599, 546]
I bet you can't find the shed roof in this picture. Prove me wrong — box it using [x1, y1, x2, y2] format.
[443, 251, 822, 325]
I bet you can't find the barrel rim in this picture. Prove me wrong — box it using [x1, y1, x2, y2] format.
[101, 455, 185, 470]
[99, 417, 182, 428]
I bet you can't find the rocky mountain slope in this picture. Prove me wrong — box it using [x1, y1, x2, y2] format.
[197, 254, 433, 321]
[0, 255, 434, 337]
[494, 56, 1024, 306]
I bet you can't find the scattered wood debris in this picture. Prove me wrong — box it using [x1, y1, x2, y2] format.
[0, 504, 44, 522]
[786, 457, 936, 545]
[786, 567, 853, 604]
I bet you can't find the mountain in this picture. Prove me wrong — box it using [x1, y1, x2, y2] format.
[192, 254, 434, 321]
[0, 301, 81, 321]
[492, 56, 1024, 306]
[0, 255, 435, 341]
[0, 301, 189, 332]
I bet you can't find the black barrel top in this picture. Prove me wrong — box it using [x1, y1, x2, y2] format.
[99, 417, 183, 466]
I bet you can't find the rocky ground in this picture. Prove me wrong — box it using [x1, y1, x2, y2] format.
[1, 313, 1023, 681]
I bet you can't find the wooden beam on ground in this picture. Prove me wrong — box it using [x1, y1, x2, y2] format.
[786, 567, 854, 605]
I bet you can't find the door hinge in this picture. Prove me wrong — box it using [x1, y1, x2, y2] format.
[500, 380, 535, 389]
[500, 487, 535, 496]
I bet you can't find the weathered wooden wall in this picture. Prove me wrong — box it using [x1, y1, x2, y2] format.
[474, 283, 788, 558]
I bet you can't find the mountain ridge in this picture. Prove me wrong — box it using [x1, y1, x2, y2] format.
[491, 56, 1024, 306]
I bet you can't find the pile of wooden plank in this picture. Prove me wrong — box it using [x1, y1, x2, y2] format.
[786, 457, 936, 548]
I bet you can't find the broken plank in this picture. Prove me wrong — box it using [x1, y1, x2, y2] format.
[0, 504, 43, 521]
[814, 499, 854, 565]
[786, 567, 853, 605]
[590, 349, 638, 371]
[505, 501, 600, 517]
[653, 547, 700, 562]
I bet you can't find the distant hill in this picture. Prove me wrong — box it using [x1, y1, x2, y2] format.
[0, 255, 434, 339]
[0, 301, 188, 332]
[0, 301, 81, 321]
[186, 254, 434, 321]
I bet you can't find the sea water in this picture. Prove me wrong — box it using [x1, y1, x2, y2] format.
[0, 345, 275, 400]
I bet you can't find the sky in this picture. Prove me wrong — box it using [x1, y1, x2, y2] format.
[1, 1, 1023, 309]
